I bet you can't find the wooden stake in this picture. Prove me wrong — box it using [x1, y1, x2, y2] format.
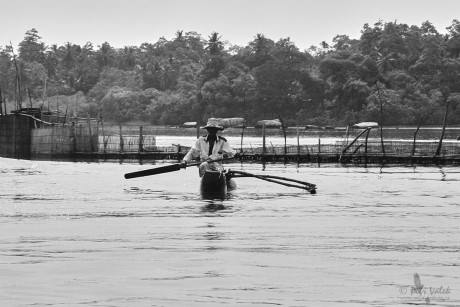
[73, 124, 77, 153]
[435, 100, 450, 157]
[87, 114, 92, 153]
[119, 125, 124, 154]
[339, 126, 350, 162]
[138, 126, 143, 153]
[297, 126, 300, 156]
[57, 99, 60, 124]
[41, 76, 47, 110]
[262, 124, 266, 159]
[64, 106, 68, 125]
[364, 127, 371, 154]
[412, 116, 423, 156]
[240, 120, 245, 153]
[375, 81, 386, 156]
[277, 114, 287, 156]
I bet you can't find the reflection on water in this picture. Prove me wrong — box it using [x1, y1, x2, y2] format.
[0, 158, 459, 306]
[200, 202, 228, 212]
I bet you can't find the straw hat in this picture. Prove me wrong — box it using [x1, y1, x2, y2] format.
[204, 118, 224, 130]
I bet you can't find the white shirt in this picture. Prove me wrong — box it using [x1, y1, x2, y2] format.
[183, 134, 235, 162]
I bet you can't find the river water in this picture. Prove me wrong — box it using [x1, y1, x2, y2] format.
[0, 157, 459, 306]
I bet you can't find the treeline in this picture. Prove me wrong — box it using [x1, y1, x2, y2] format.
[1, 20, 460, 126]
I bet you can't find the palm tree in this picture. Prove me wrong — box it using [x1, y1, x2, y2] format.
[175, 30, 184, 42]
[97, 42, 115, 67]
[63, 42, 75, 69]
[119, 46, 136, 70]
[205, 32, 223, 56]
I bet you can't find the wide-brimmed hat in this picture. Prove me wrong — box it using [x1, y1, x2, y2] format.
[203, 118, 224, 130]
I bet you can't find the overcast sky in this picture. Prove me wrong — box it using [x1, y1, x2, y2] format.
[2, 0, 460, 51]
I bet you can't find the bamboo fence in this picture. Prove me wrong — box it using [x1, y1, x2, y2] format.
[1, 114, 460, 163]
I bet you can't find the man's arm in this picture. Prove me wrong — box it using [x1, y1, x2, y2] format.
[182, 138, 201, 164]
[218, 139, 236, 158]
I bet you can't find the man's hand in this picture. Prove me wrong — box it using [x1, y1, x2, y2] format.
[180, 160, 187, 168]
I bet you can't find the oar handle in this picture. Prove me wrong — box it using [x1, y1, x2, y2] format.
[184, 156, 235, 168]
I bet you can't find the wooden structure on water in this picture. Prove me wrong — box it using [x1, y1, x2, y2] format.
[0, 113, 99, 160]
[1, 113, 460, 165]
[0, 114, 32, 159]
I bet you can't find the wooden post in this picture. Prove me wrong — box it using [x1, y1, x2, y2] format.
[79, 124, 83, 153]
[42, 76, 47, 110]
[119, 125, 124, 154]
[57, 99, 60, 124]
[375, 81, 386, 156]
[71, 124, 77, 154]
[277, 114, 287, 156]
[87, 115, 92, 153]
[364, 127, 371, 154]
[435, 100, 450, 157]
[138, 126, 143, 153]
[412, 116, 423, 156]
[240, 121, 245, 153]
[196, 120, 200, 139]
[99, 108, 107, 154]
[262, 124, 266, 160]
[297, 126, 300, 156]
[96, 114, 99, 152]
[317, 138, 321, 164]
[339, 126, 350, 162]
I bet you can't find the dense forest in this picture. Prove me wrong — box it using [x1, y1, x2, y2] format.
[1, 20, 460, 126]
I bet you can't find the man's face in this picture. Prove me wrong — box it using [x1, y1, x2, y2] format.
[206, 128, 219, 135]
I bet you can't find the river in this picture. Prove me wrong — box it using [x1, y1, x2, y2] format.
[0, 158, 459, 306]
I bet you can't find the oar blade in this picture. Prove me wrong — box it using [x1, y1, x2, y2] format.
[124, 164, 181, 179]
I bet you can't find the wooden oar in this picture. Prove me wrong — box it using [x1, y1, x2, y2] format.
[124, 157, 235, 179]
[228, 170, 317, 194]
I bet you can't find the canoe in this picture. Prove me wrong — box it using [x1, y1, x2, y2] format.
[200, 170, 236, 198]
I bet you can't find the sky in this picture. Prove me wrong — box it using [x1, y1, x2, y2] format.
[2, 0, 460, 51]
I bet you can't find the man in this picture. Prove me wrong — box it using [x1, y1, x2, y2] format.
[181, 118, 238, 177]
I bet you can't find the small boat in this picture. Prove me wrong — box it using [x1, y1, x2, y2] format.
[124, 163, 316, 196]
[182, 121, 197, 128]
[200, 169, 236, 198]
[353, 121, 379, 129]
[255, 119, 283, 129]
